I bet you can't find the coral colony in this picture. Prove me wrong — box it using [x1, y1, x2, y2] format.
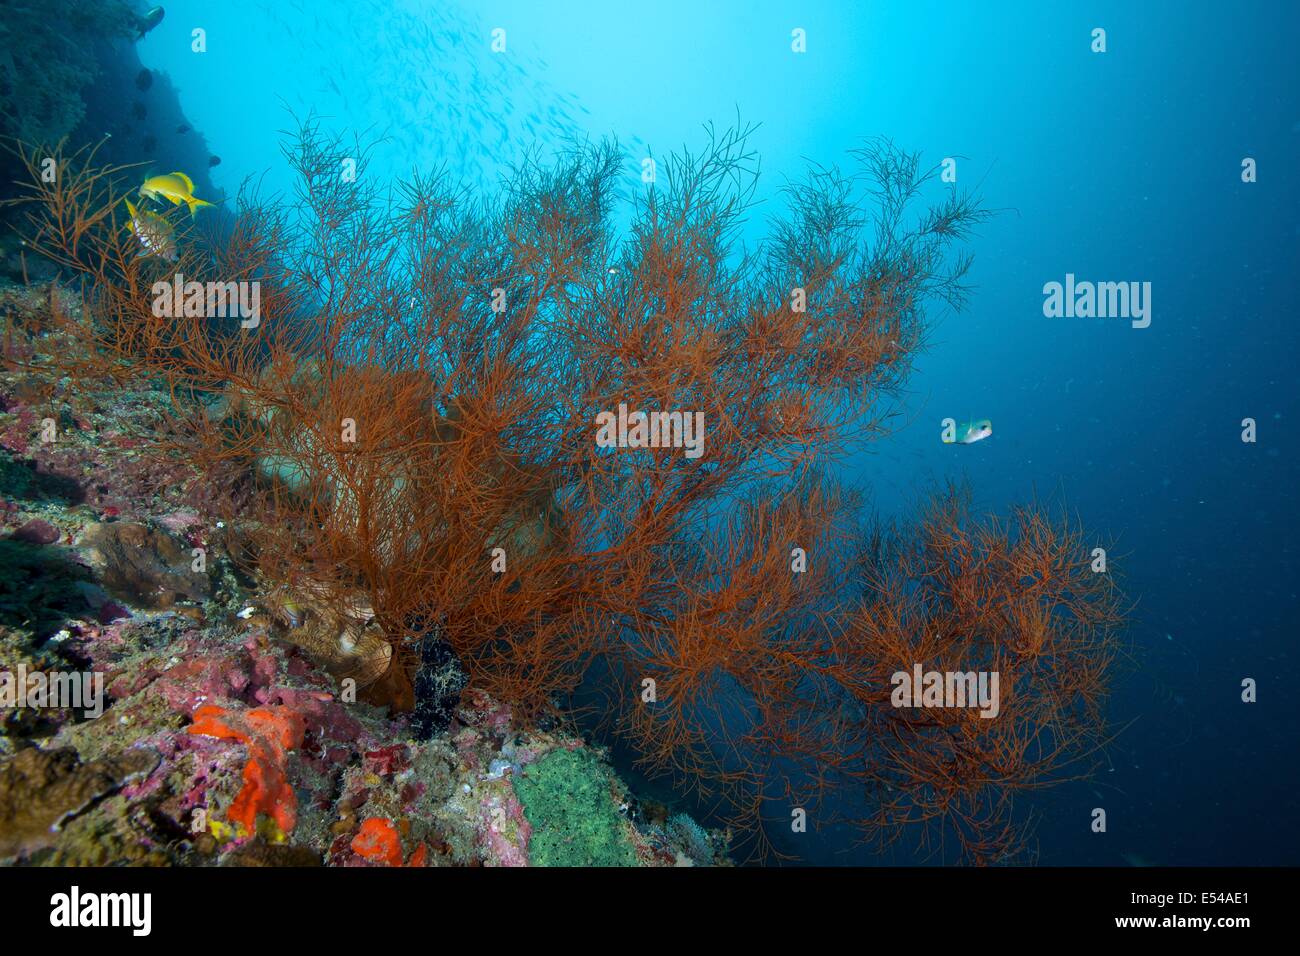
[0, 126, 1122, 869]
[0, 1, 1130, 875]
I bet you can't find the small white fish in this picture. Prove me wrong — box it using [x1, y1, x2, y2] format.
[954, 419, 993, 444]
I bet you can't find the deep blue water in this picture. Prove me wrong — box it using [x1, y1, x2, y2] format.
[136, 0, 1299, 864]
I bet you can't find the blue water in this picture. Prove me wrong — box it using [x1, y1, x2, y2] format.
[136, 0, 1299, 864]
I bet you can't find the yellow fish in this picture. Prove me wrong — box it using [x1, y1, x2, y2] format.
[124, 198, 178, 261]
[140, 171, 214, 217]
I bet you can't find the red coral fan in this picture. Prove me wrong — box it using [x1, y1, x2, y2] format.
[188, 703, 306, 835]
[16, 128, 1123, 863]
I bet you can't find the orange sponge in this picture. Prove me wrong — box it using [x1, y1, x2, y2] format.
[351, 817, 404, 867]
[188, 704, 306, 835]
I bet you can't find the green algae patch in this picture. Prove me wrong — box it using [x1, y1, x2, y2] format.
[515, 747, 637, 867]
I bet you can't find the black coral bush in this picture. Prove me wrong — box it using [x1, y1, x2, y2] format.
[12, 120, 1122, 862]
